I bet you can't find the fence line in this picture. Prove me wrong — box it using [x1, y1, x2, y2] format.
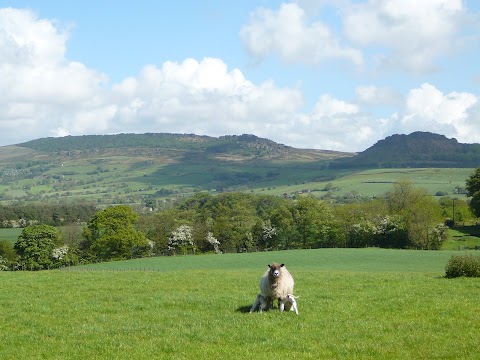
[59, 266, 164, 272]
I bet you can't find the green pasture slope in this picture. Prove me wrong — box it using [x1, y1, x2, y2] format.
[0, 228, 21, 243]
[1, 248, 479, 359]
[260, 167, 473, 199]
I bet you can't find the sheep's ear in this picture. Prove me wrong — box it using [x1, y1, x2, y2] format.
[267, 264, 271, 268]
[280, 263, 285, 267]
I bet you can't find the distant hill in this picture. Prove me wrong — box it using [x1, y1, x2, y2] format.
[17, 133, 352, 161]
[0, 133, 353, 206]
[0, 131, 476, 206]
[332, 132, 480, 168]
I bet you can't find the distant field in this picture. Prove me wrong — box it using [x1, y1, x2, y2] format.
[0, 228, 21, 243]
[2, 248, 479, 359]
[69, 247, 463, 273]
[444, 226, 480, 250]
[258, 168, 473, 199]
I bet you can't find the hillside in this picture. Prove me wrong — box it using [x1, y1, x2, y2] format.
[0, 131, 476, 207]
[0, 133, 353, 206]
[17, 133, 351, 161]
[332, 132, 480, 168]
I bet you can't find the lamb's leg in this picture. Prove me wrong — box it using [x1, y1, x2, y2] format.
[291, 299, 299, 315]
[250, 294, 261, 313]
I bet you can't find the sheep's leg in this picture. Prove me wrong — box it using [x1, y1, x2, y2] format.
[279, 297, 285, 312]
[267, 297, 274, 310]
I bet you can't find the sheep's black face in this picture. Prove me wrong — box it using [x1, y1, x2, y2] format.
[268, 263, 284, 278]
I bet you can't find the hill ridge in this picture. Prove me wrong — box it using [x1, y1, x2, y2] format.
[332, 131, 480, 168]
[0, 131, 476, 206]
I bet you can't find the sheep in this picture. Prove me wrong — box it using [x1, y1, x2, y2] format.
[279, 294, 299, 315]
[249, 293, 269, 313]
[259, 262, 294, 310]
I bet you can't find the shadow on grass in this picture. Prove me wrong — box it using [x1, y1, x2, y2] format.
[236, 305, 252, 313]
[236, 304, 280, 313]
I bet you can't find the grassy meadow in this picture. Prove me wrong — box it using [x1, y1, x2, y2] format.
[0, 228, 22, 243]
[258, 167, 473, 199]
[1, 248, 480, 359]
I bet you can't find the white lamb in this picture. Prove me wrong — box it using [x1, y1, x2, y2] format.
[279, 294, 299, 315]
[259, 262, 294, 310]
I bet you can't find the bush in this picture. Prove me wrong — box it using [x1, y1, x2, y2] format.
[14, 224, 64, 270]
[445, 254, 480, 278]
[0, 255, 9, 271]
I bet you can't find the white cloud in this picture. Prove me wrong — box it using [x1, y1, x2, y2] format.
[111, 57, 305, 138]
[239, 2, 363, 66]
[295, 94, 391, 151]
[0, 7, 67, 66]
[240, 1, 475, 74]
[355, 85, 402, 106]
[0, 9, 309, 147]
[0, 8, 109, 145]
[1, 7, 479, 154]
[342, 0, 467, 73]
[397, 83, 478, 141]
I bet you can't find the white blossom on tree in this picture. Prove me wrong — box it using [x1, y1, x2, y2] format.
[429, 223, 448, 246]
[206, 232, 221, 254]
[262, 220, 277, 240]
[168, 225, 195, 254]
[0, 256, 8, 271]
[51, 245, 69, 260]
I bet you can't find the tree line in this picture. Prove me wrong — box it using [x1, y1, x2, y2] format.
[0, 203, 97, 228]
[2, 177, 477, 270]
[140, 180, 464, 255]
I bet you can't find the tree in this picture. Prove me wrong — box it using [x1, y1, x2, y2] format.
[0, 240, 15, 262]
[168, 225, 195, 255]
[14, 224, 62, 270]
[468, 193, 480, 218]
[205, 232, 221, 254]
[466, 168, 480, 197]
[253, 219, 277, 251]
[139, 208, 181, 255]
[438, 197, 473, 225]
[385, 179, 417, 213]
[466, 168, 480, 217]
[0, 255, 8, 271]
[291, 196, 338, 248]
[209, 194, 258, 252]
[386, 180, 444, 249]
[82, 205, 152, 261]
[270, 203, 296, 249]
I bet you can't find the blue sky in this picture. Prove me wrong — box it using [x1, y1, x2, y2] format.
[0, 0, 479, 151]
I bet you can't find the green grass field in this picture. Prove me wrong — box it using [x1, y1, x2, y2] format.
[0, 228, 22, 243]
[443, 226, 480, 250]
[261, 168, 473, 199]
[2, 248, 480, 359]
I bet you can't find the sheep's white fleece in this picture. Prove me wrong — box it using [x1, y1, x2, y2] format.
[259, 263, 294, 307]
